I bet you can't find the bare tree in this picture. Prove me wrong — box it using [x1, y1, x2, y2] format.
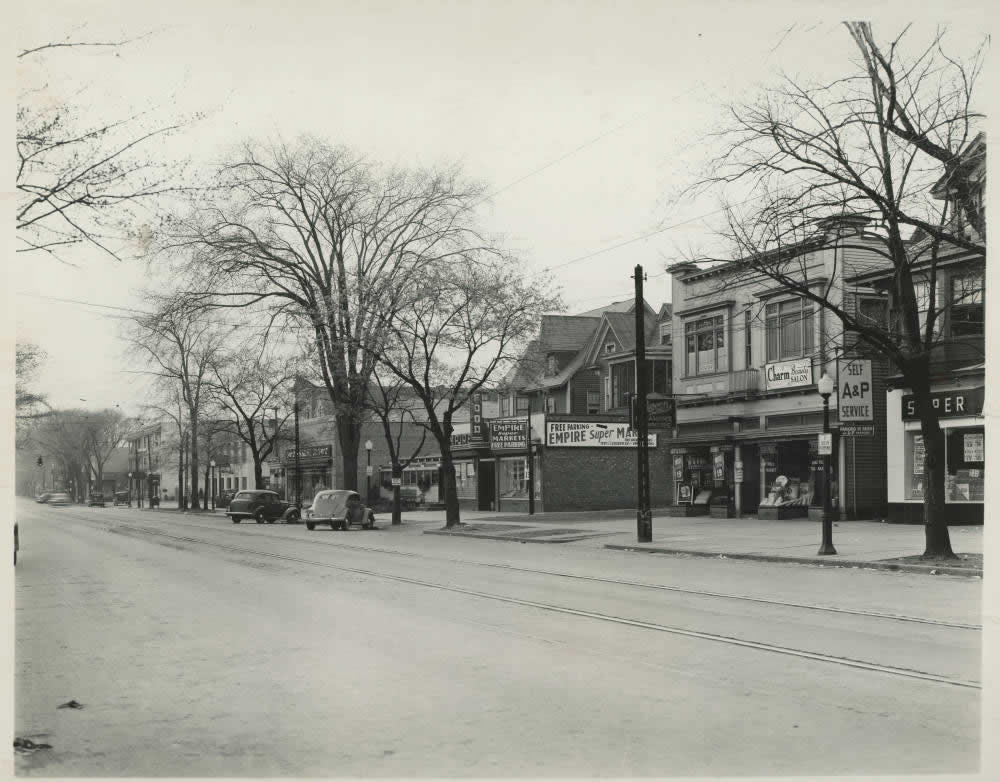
[373, 254, 561, 527]
[205, 339, 297, 490]
[16, 32, 194, 263]
[366, 369, 428, 525]
[81, 408, 133, 491]
[683, 23, 986, 557]
[16, 342, 50, 449]
[171, 136, 494, 492]
[128, 295, 228, 509]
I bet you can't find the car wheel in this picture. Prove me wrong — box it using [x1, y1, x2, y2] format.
[254, 509, 265, 524]
[306, 521, 316, 531]
[231, 516, 242, 524]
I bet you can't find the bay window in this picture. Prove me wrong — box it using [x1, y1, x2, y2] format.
[766, 299, 814, 361]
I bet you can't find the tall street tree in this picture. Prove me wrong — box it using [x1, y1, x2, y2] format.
[173, 136, 493, 492]
[682, 23, 985, 557]
[373, 253, 560, 527]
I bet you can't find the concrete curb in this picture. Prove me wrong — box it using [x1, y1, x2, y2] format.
[135, 507, 227, 519]
[423, 529, 601, 544]
[604, 544, 983, 578]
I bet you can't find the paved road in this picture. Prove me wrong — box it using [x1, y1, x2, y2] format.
[15, 499, 982, 776]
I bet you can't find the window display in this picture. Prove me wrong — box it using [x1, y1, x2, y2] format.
[946, 427, 984, 502]
[758, 441, 815, 507]
[498, 455, 541, 500]
[455, 461, 476, 500]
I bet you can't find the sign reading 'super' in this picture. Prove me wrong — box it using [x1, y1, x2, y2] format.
[546, 421, 657, 448]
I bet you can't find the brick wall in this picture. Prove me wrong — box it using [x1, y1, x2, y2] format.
[540, 415, 673, 511]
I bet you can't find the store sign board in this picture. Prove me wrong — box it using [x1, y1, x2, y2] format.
[840, 423, 875, 438]
[284, 445, 332, 461]
[469, 392, 488, 444]
[765, 359, 813, 390]
[902, 387, 984, 420]
[490, 419, 528, 450]
[546, 421, 657, 448]
[818, 433, 832, 455]
[837, 359, 873, 422]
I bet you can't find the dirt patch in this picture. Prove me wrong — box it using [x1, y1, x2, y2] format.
[878, 553, 983, 570]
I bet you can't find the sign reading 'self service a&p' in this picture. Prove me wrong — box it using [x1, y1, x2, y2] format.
[764, 359, 812, 390]
[837, 358, 873, 437]
[546, 421, 657, 448]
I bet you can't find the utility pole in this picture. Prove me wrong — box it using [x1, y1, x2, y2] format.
[634, 264, 652, 543]
[294, 400, 301, 509]
[526, 394, 535, 515]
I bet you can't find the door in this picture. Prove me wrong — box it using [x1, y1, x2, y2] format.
[478, 460, 496, 511]
[740, 445, 761, 513]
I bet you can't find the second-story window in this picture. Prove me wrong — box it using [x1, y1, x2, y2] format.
[586, 391, 600, 414]
[950, 270, 984, 336]
[515, 396, 530, 415]
[610, 361, 635, 408]
[605, 342, 616, 354]
[500, 395, 511, 417]
[685, 315, 727, 375]
[765, 299, 814, 362]
[659, 323, 671, 346]
[547, 355, 557, 374]
[545, 395, 556, 413]
[744, 309, 753, 368]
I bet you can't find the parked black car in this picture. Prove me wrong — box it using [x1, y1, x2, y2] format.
[87, 493, 106, 507]
[226, 490, 300, 524]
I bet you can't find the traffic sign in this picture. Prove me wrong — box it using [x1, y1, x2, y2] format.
[818, 433, 833, 455]
[365, 466, 373, 476]
[391, 477, 401, 486]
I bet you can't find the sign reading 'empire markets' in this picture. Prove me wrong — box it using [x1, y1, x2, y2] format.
[546, 421, 657, 448]
[764, 359, 813, 390]
[489, 419, 528, 450]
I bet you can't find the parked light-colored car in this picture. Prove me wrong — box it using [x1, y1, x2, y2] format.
[48, 492, 71, 506]
[305, 490, 376, 531]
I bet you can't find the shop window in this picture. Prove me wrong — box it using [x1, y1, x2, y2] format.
[684, 315, 727, 376]
[586, 391, 600, 415]
[759, 441, 816, 508]
[765, 299, 814, 361]
[499, 458, 527, 499]
[455, 461, 476, 500]
[946, 427, 984, 502]
[610, 361, 635, 408]
[950, 271, 984, 336]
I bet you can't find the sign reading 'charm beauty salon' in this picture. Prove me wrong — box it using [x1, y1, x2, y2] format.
[764, 359, 813, 390]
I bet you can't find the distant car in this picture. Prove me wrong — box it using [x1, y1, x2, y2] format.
[113, 491, 130, 507]
[48, 492, 71, 506]
[87, 493, 106, 507]
[305, 489, 376, 531]
[226, 490, 300, 524]
[36, 492, 53, 504]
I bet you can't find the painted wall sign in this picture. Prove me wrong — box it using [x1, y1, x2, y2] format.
[902, 387, 984, 420]
[837, 359, 873, 422]
[546, 421, 658, 448]
[490, 419, 528, 450]
[764, 359, 813, 390]
[284, 445, 332, 461]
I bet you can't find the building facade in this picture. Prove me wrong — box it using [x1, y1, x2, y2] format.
[666, 220, 889, 520]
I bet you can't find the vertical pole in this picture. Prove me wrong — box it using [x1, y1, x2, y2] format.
[294, 400, 301, 509]
[634, 264, 652, 542]
[527, 394, 535, 515]
[818, 394, 837, 555]
[366, 449, 371, 502]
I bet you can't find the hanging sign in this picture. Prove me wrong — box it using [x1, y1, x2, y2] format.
[765, 359, 813, 390]
[964, 432, 984, 462]
[546, 421, 657, 448]
[391, 477, 401, 487]
[469, 392, 488, 445]
[713, 452, 726, 481]
[818, 433, 833, 455]
[490, 419, 529, 450]
[837, 359, 873, 423]
[365, 466, 373, 476]
[734, 462, 744, 483]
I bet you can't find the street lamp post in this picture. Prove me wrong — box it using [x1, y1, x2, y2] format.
[526, 394, 535, 516]
[633, 264, 652, 542]
[817, 373, 838, 556]
[210, 460, 216, 511]
[293, 400, 301, 509]
[128, 472, 132, 507]
[365, 440, 373, 502]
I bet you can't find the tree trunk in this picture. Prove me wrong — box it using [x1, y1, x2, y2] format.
[189, 415, 200, 509]
[439, 443, 460, 527]
[203, 464, 210, 509]
[253, 457, 265, 490]
[917, 405, 955, 558]
[336, 412, 361, 491]
[392, 463, 402, 525]
[177, 432, 185, 510]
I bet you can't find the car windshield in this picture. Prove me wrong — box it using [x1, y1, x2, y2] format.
[234, 492, 256, 500]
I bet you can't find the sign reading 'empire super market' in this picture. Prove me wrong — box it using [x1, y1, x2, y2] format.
[546, 421, 657, 448]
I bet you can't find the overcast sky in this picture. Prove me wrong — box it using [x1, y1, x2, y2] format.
[9, 1, 991, 416]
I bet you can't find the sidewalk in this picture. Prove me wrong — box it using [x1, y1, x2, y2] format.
[422, 511, 984, 578]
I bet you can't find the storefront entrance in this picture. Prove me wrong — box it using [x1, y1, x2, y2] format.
[737, 444, 761, 513]
[478, 460, 496, 511]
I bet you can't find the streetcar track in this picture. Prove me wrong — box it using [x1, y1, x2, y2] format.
[101, 519, 980, 690]
[61, 509, 982, 632]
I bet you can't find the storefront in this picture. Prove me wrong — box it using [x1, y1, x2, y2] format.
[886, 379, 984, 524]
[282, 445, 333, 505]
